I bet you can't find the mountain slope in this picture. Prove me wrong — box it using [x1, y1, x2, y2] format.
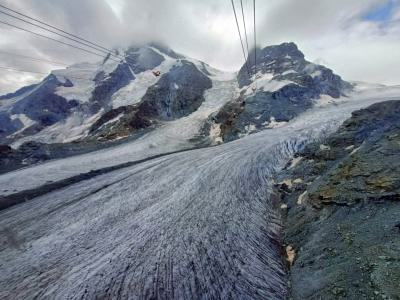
[1, 43, 351, 148]
[0, 44, 212, 147]
[276, 100, 400, 299]
[212, 42, 352, 141]
[1, 42, 399, 177]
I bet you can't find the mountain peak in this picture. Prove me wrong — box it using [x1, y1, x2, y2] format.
[241, 42, 305, 80]
[237, 42, 349, 96]
[259, 42, 304, 60]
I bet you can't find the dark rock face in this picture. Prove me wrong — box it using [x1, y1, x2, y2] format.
[0, 141, 50, 174]
[89, 63, 135, 113]
[89, 60, 213, 141]
[0, 113, 21, 140]
[11, 75, 76, 125]
[138, 60, 212, 120]
[216, 42, 351, 141]
[274, 100, 400, 299]
[124, 46, 165, 74]
[0, 83, 38, 100]
[0, 75, 79, 142]
[87, 104, 151, 141]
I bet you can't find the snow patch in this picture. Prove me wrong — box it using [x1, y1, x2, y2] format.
[10, 114, 35, 127]
[112, 51, 177, 108]
[209, 123, 223, 144]
[297, 191, 307, 204]
[311, 70, 322, 78]
[314, 94, 335, 107]
[12, 110, 104, 147]
[263, 117, 288, 129]
[242, 71, 295, 96]
[288, 156, 303, 169]
[239, 124, 257, 137]
[98, 113, 124, 129]
[9, 114, 36, 135]
[281, 70, 297, 76]
[319, 144, 330, 151]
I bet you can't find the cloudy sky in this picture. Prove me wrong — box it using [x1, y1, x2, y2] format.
[0, 0, 399, 94]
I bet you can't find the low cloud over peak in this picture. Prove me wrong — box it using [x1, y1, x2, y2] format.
[0, 0, 399, 93]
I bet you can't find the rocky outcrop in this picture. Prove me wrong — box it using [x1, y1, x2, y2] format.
[89, 63, 135, 114]
[215, 42, 352, 142]
[274, 100, 400, 299]
[0, 75, 79, 142]
[137, 60, 212, 120]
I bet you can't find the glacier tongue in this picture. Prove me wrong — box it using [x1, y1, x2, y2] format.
[0, 84, 400, 298]
[0, 105, 334, 300]
[1, 84, 400, 197]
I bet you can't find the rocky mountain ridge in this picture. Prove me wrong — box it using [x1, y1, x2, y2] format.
[0, 42, 351, 174]
[212, 42, 352, 141]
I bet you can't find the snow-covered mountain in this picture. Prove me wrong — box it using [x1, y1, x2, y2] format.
[211, 42, 353, 141]
[0, 42, 371, 171]
[2, 43, 400, 299]
[0, 44, 213, 145]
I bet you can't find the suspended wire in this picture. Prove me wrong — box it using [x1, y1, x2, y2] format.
[0, 4, 140, 66]
[0, 3, 115, 55]
[0, 11, 121, 62]
[0, 50, 69, 66]
[230, 0, 250, 76]
[0, 66, 93, 81]
[0, 6, 143, 68]
[240, 0, 250, 62]
[0, 10, 117, 59]
[0, 20, 119, 62]
[253, 0, 257, 79]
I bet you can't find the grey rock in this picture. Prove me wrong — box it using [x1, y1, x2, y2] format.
[276, 100, 400, 299]
[215, 42, 352, 142]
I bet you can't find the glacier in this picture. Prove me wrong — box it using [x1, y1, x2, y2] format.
[1, 42, 400, 299]
[1, 81, 400, 298]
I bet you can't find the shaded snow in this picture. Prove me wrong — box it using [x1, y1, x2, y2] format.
[310, 70, 322, 78]
[111, 50, 177, 109]
[239, 124, 257, 137]
[209, 123, 223, 144]
[242, 71, 295, 96]
[282, 70, 297, 76]
[314, 94, 336, 107]
[12, 110, 104, 147]
[10, 114, 35, 130]
[264, 117, 288, 129]
[0, 83, 44, 112]
[54, 60, 116, 103]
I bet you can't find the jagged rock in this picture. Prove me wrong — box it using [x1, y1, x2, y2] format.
[276, 100, 400, 299]
[215, 42, 352, 141]
[137, 60, 212, 120]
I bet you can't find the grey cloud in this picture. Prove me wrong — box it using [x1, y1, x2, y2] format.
[0, 0, 399, 93]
